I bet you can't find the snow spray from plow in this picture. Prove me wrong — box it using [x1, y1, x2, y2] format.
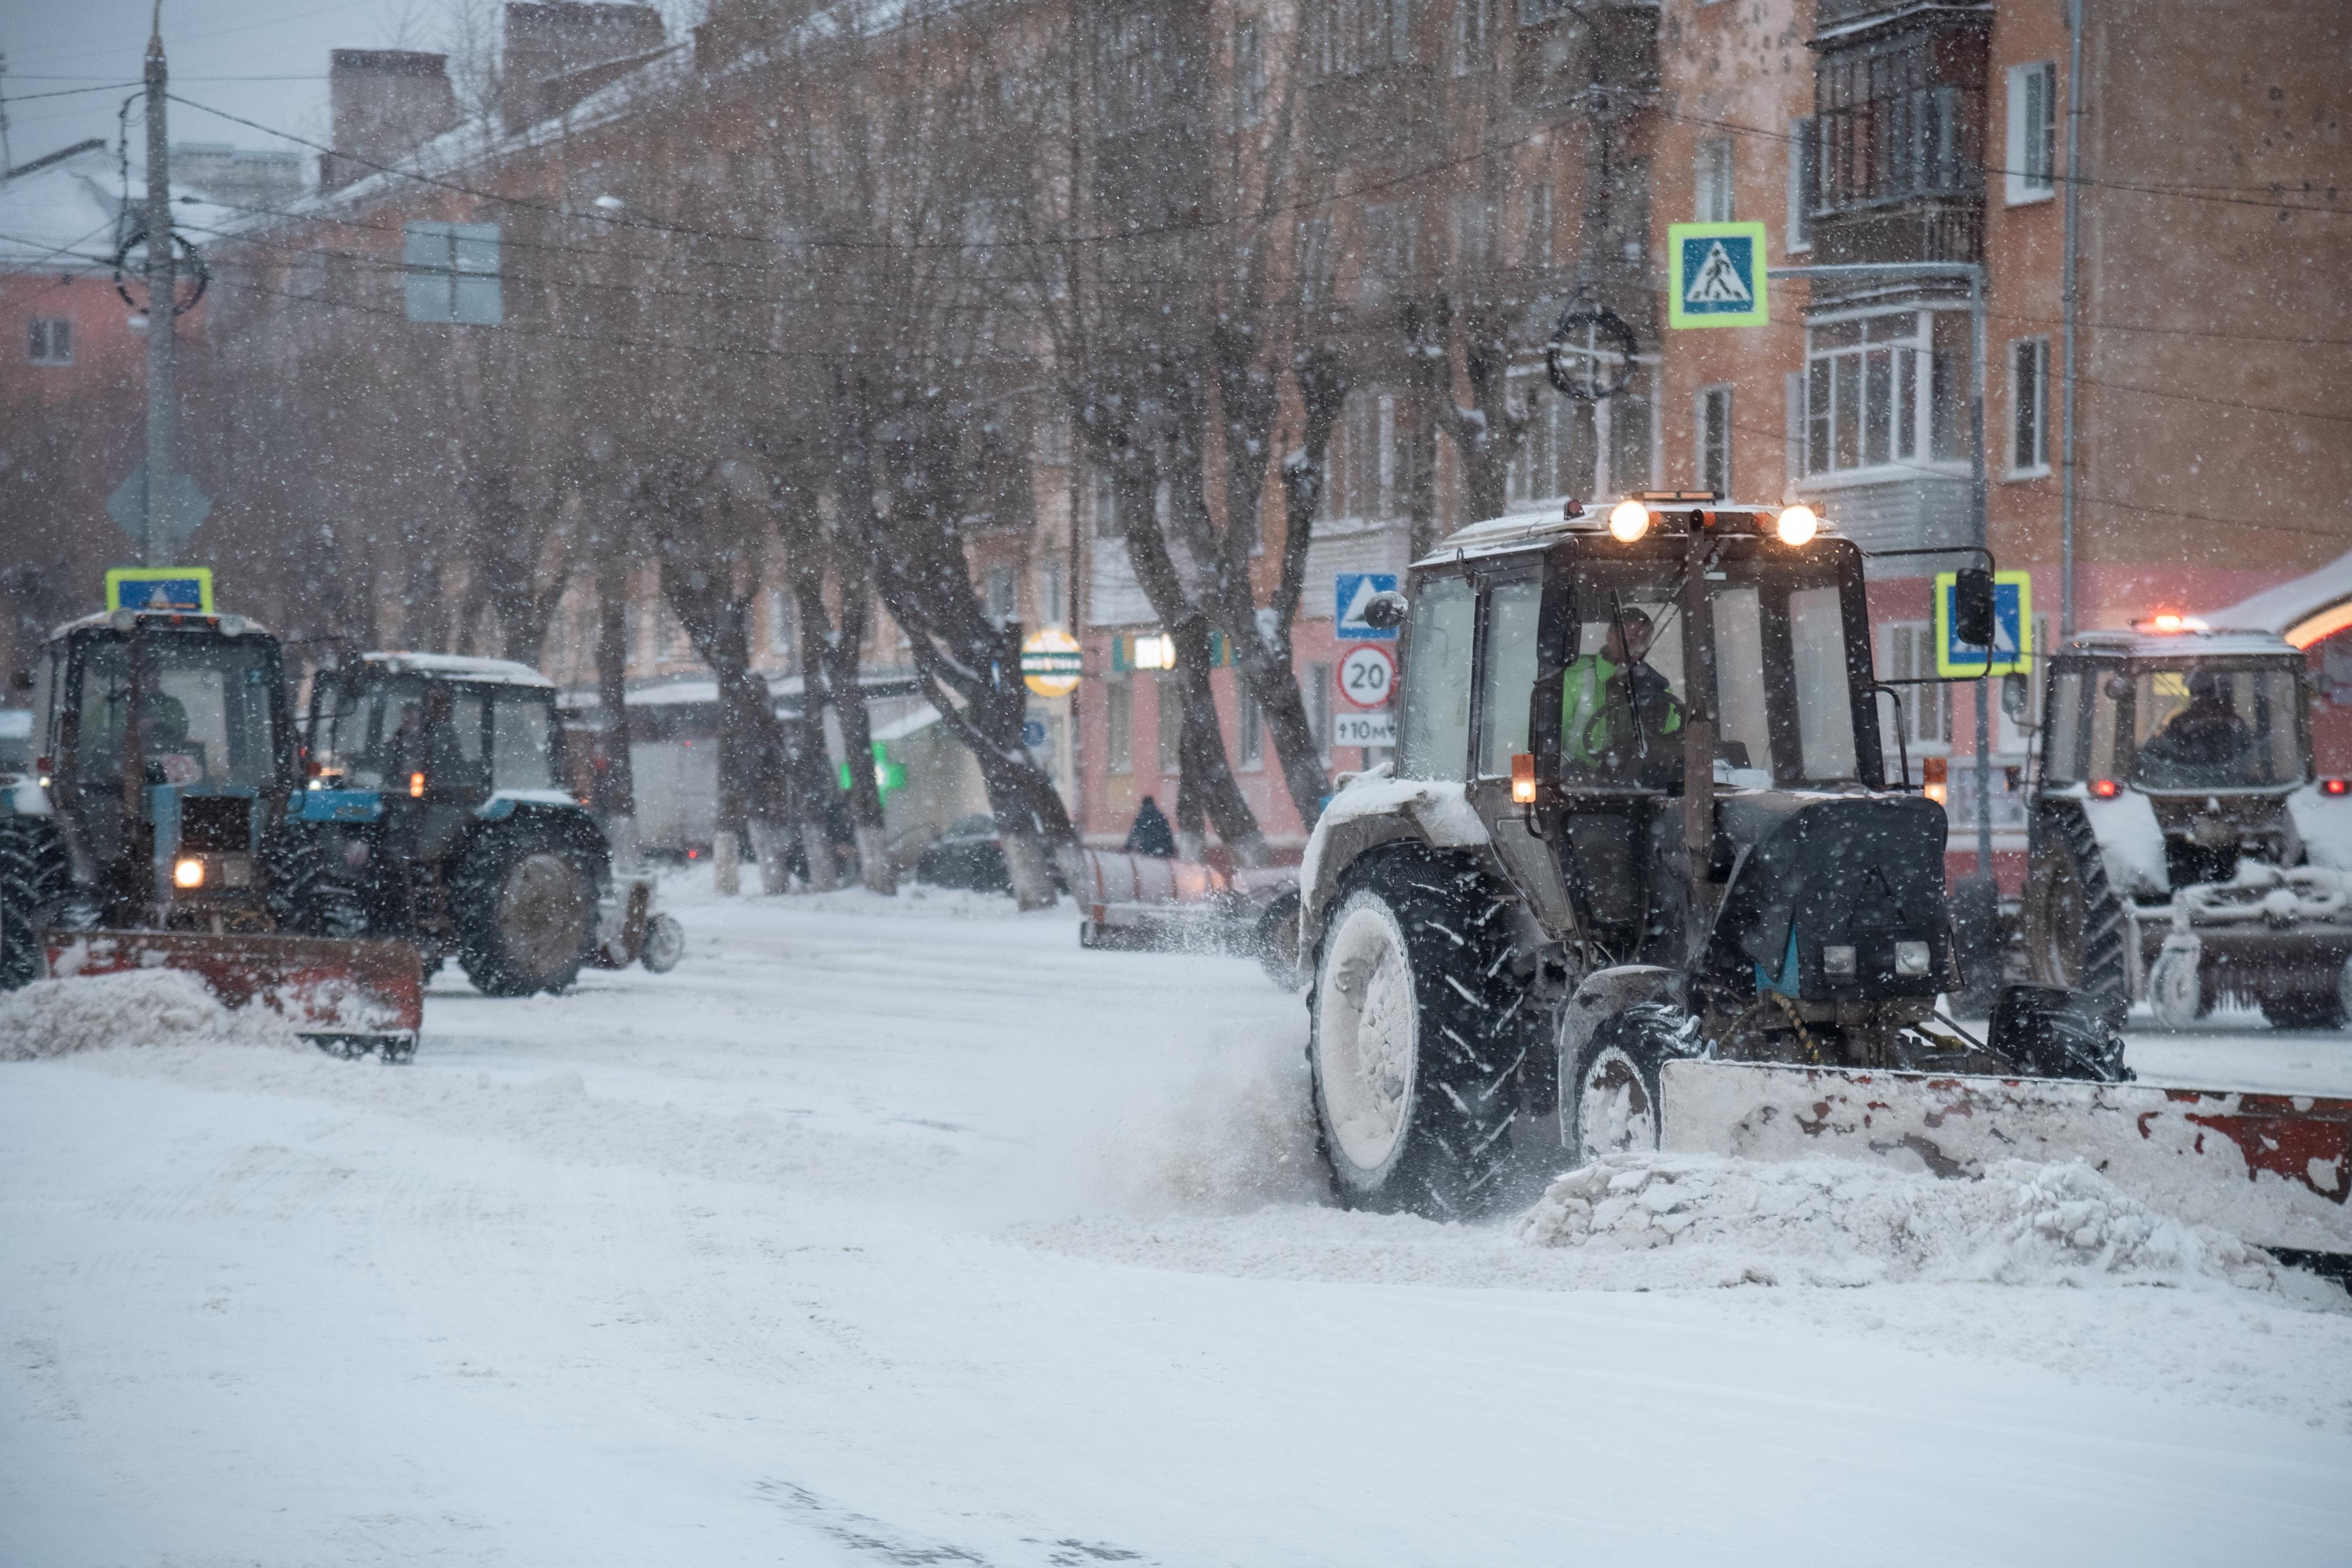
[45, 931, 423, 1059]
[1661, 1061, 2352, 1259]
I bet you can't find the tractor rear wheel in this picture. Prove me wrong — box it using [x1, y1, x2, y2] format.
[0, 817, 71, 991]
[2024, 808, 2131, 1008]
[1307, 852, 1528, 1217]
[453, 827, 598, 997]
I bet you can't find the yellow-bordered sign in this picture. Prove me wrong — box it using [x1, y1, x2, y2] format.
[1668, 221, 1769, 330]
[105, 567, 214, 614]
[1933, 570, 2033, 677]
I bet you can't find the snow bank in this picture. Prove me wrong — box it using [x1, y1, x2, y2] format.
[0, 969, 301, 1059]
[1519, 1152, 2284, 1292]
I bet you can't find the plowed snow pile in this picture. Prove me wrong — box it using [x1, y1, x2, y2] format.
[0, 969, 300, 1059]
[1519, 1152, 2283, 1290]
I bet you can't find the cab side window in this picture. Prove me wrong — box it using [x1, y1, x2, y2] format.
[1397, 576, 1475, 781]
[1475, 579, 1542, 778]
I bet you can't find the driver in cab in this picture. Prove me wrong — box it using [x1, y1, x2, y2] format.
[1563, 606, 1682, 781]
[2140, 668, 2253, 777]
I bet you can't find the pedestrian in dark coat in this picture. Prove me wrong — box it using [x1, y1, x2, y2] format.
[1124, 795, 1177, 858]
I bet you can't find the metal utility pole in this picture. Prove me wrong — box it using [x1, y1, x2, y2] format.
[142, 4, 176, 568]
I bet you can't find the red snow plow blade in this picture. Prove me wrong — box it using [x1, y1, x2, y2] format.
[44, 930, 423, 1059]
[1660, 1061, 2352, 1258]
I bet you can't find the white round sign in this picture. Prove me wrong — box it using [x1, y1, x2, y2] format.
[1337, 644, 1396, 711]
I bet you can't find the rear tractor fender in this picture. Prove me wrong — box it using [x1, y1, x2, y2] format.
[463, 799, 612, 883]
[1299, 778, 1498, 951]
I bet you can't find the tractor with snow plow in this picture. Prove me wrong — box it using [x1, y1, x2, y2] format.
[0, 605, 421, 1055]
[297, 651, 680, 994]
[2023, 620, 2352, 1030]
[1298, 494, 2352, 1270]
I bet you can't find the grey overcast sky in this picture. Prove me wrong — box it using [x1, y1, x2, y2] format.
[0, 2, 431, 175]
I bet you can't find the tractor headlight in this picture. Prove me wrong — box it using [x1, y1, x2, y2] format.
[1775, 505, 1820, 546]
[1895, 940, 1932, 976]
[173, 856, 205, 890]
[1822, 944, 1857, 978]
[1607, 500, 1651, 542]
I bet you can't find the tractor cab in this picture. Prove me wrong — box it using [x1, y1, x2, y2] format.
[29, 609, 295, 926]
[305, 652, 566, 813]
[2026, 618, 2352, 1026]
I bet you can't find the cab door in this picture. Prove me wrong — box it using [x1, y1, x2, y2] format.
[1467, 564, 1575, 939]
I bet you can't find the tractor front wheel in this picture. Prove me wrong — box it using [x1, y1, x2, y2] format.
[453, 828, 599, 997]
[2024, 808, 2132, 1009]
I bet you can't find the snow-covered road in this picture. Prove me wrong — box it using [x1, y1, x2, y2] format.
[5, 880, 2350, 1566]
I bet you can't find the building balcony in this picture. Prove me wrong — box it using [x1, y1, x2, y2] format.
[1810, 193, 1984, 270]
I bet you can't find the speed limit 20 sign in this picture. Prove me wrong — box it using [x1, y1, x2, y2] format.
[1337, 644, 1396, 711]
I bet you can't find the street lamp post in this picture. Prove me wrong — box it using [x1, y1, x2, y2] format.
[141, 8, 176, 569]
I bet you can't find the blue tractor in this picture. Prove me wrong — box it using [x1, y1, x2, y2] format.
[298, 651, 679, 995]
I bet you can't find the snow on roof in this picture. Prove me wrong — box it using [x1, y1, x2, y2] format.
[2199, 548, 2352, 643]
[361, 651, 554, 687]
[2059, 628, 2300, 661]
[0, 140, 239, 275]
[0, 711, 30, 738]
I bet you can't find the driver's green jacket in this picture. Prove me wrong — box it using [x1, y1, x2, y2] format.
[1562, 654, 1682, 764]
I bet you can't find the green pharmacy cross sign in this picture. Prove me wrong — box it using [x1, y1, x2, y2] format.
[839, 741, 907, 797]
[1668, 222, 1769, 330]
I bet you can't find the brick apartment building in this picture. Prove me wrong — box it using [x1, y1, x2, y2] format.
[187, 0, 2347, 868]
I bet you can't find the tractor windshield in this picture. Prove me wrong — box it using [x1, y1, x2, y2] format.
[74, 633, 280, 790]
[1560, 554, 1860, 791]
[2124, 663, 2306, 791]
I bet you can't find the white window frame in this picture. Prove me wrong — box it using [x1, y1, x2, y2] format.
[2004, 61, 2058, 206]
[1879, 622, 1953, 773]
[1502, 359, 1658, 510]
[2008, 336, 2051, 477]
[1800, 307, 1965, 484]
[1695, 136, 1735, 223]
[1238, 681, 1265, 770]
[1303, 663, 1334, 762]
[767, 586, 796, 656]
[1786, 118, 1815, 251]
[1696, 386, 1733, 497]
[1234, 18, 1266, 126]
[26, 316, 72, 366]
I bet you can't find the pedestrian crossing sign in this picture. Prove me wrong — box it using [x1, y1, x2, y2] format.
[1668, 222, 1769, 329]
[1934, 569, 2033, 677]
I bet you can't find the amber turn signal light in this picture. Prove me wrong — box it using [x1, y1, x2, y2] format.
[1922, 755, 1948, 806]
[409, 771, 427, 798]
[1511, 753, 1538, 805]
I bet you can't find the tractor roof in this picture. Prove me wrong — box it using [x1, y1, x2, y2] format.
[1419, 496, 1828, 567]
[358, 651, 556, 688]
[2058, 627, 2301, 661]
[48, 610, 271, 641]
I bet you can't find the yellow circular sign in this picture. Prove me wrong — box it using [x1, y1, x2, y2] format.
[1021, 627, 1083, 698]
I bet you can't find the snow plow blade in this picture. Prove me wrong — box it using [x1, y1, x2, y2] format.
[44, 930, 423, 1059]
[1659, 1060, 2352, 1258]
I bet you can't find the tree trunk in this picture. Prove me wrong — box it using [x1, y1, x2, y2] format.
[1109, 462, 1269, 866]
[593, 547, 638, 868]
[825, 576, 895, 895]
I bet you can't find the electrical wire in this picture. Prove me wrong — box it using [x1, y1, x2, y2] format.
[0, 81, 140, 103]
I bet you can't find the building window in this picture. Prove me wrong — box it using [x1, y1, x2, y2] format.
[1091, 467, 1123, 539]
[985, 564, 1019, 626]
[1695, 136, 1735, 222]
[1363, 201, 1418, 293]
[767, 587, 796, 657]
[1451, 0, 1492, 75]
[2006, 61, 2057, 205]
[1238, 683, 1264, 769]
[1035, 412, 1071, 466]
[403, 221, 502, 325]
[1504, 362, 1659, 506]
[1156, 674, 1184, 774]
[1037, 556, 1065, 627]
[1524, 180, 1552, 268]
[1786, 118, 1816, 250]
[1235, 19, 1265, 125]
[1451, 193, 1496, 269]
[1802, 311, 1947, 478]
[1307, 0, 1416, 79]
[2010, 337, 2050, 475]
[1303, 663, 1333, 761]
[1698, 386, 1733, 496]
[26, 316, 71, 366]
[1106, 678, 1132, 774]
[1816, 39, 1980, 214]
